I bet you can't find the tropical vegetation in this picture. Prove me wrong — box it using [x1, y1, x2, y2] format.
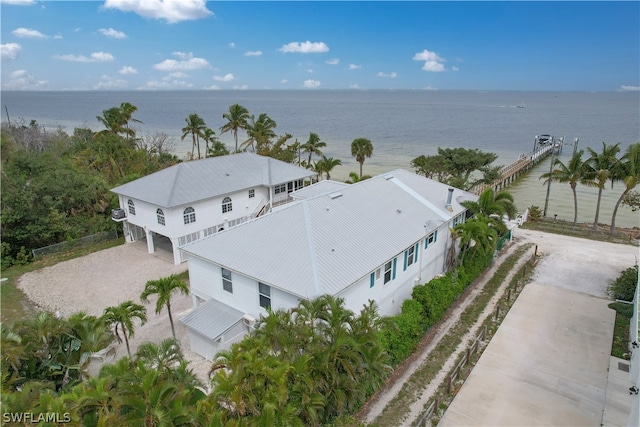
[351, 137, 374, 179]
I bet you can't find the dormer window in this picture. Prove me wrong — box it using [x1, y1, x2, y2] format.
[183, 207, 196, 224]
[127, 199, 136, 215]
[222, 197, 232, 213]
[156, 208, 165, 226]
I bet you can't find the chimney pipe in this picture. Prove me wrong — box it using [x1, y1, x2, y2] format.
[446, 188, 454, 211]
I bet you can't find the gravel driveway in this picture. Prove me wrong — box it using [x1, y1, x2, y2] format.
[17, 241, 211, 383]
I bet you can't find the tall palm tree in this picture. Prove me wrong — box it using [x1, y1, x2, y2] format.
[315, 155, 342, 180]
[181, 113, 207, 160]
[610, 143, 640, 235]
[301, 132, 326, 166]
[462, 187, 517, 221]
[96, 107, 127, 139]
[243, 113, 277, 152]
[201, 127, 216, 158]
[453, 215, 498, 267]
[220, 104, 251, 152]
[102, 301, 147, 358]
[585, 142, 621, 230]
[351, 137, 373, 178]
[140, 274, 189, 339]
[118, 102, 142, 142]
[540, 149, 589, 225]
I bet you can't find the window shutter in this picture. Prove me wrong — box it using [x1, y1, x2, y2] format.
[414, 243, 419, 263]
[370, 272, 375, 288]
[392, 258, 397, 280]
[435, 229, 438, 242]
[403, 251, 408, 271]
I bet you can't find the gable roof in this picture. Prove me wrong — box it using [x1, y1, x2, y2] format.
[180, 169, 477, 300]
[111, 152, 317, 208]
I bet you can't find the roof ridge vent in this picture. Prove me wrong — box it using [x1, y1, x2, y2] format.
[329, 192, 343, 199]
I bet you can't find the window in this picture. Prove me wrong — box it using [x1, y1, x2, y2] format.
[127, 199, 136, 215]
[222, 268, 233, 293]
[384, 261, 393, 284]
[222, 197, 232, 213]
[425, 231, 437, 248]
[274, 184, 286, 194]
[183, 207, 196, 224]
[404, 244, 417, 270]
[249, 189, 255, 198]
[259, 283, 271, 309]
[156, 208, 165, 226]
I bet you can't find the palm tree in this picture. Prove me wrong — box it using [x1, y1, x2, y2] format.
[220, 104, 251, 152]
[181, 113, 207, 160]
[540, 149, 589, 225]
[344, 171, 372, 184]
[300, 132, 326, 166]
[118, 102, 142, 142]
[585, 142, 621, 230]
[102, 301, 147, 358]
[140, 274, 189, 339]
[453, 215, 498, 267]
[462, 187, 517, 221]
[610, 143, 640, 235]
[315, 155, 342, 180]
[201, 127, 216, 158]
[243, 113, 277, 152]
[351, 137, 373, 178]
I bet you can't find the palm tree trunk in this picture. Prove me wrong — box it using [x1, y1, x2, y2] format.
[191, 134, 196, 159]
[610, 188, 630, 235]
[592, 187, 603, 231]
[359, 162, 363, 179]
[571, 185, 578, 226]
[122, 324, 132, 358]
[196, 136, 201, 159]
[167, 303, 176, 339]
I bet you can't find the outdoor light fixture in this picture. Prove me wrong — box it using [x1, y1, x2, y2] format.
[632, 341, 639, 349]
[630, 386, 639, 395]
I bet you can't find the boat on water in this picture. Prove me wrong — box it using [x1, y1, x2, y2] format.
[516, 102, 526, 108]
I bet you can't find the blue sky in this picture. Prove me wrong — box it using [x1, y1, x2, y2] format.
[1, 0, 638, 91]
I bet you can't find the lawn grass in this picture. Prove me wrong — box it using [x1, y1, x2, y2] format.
[608, 302, 633, 360]
[0, 238, 124, 325]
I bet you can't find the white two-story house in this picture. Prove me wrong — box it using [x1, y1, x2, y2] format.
[179, 169, 476, 360]
[110, 153, 317, 264]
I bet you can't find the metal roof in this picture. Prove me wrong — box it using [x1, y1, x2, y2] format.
[111, 152, 317, 208]
[179, 299, 244, 340]
[290, 180, 350, 200]
[181, 169, 477, 300]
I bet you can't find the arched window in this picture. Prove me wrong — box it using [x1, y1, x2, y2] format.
[222, 197, 232, 213]
[183, 207, 196, 224]
[156, 208, 165, 226]
[127, 199, 136, 215]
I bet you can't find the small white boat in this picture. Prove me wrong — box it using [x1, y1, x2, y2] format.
[516, 102, 526, 108]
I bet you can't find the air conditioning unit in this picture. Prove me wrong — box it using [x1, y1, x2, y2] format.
[242, 314, 256, 328]
[112, 208, 126, 220]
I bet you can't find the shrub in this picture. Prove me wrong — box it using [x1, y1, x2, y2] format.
[528, 205, 542, 222]
[608, 265, 639, 302]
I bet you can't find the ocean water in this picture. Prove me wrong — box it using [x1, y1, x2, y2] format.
[1, 90, 639, 228]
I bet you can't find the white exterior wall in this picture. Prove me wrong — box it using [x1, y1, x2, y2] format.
[187, 256, 300, 318]
[338, 224, 449, 317]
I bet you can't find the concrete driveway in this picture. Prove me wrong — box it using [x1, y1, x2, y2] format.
[439, 229, 639, 426]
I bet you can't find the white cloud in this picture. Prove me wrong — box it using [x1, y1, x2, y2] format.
[213, 73, 234, 82]
[349, 83, 360, 89]
[326, 58, 339, 65]
[168, 71, 188, 78]
[303, 79, 321, 88]
[204, 84, 221, 90]
[244, 50, 262, 57]
[12, 27, 48, 38]
[1, 43, 21, 61]
[619, 85, 640, 92]
[413, 49, 446, 72]
[119, 66, 138, 75]
[1, 0, 36, 5]
[53, 33, 63, 39]
[229, 42, 235, 48]
[93, 75, 128, 90]
[349, 64, 361, 70]
[377, 71, 397, 78]
[103, 0, 213, 24]
[53, 51, 115, 62]
[154, 52, 209, 71]
[99, 28, 127, 39]
[452, 66, 459, 71]
[279, 41, 329, 54]
[2, 69, 47, 90]
[305, 68, 313, 74]
[139, 75, 194, 90]
[421, 86, 438, 91]
[232, 85, 249, 90]
[280, 79, 288, 84]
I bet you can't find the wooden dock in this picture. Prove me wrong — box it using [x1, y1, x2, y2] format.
[471, 142, 557, 196]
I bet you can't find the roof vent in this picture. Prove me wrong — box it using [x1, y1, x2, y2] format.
[329, 192, 343, 199]
[384, 174, 394, 180]
[445, 188, 454, 211]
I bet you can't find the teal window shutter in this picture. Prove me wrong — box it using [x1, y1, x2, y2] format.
[370, 272, 375, 288]
[392, 258, 397, 280]
[425, 236, 428, 249]
[434, 229, 438, 242]
[414, 243, 419, 263]
[403, 251, 408, 271]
